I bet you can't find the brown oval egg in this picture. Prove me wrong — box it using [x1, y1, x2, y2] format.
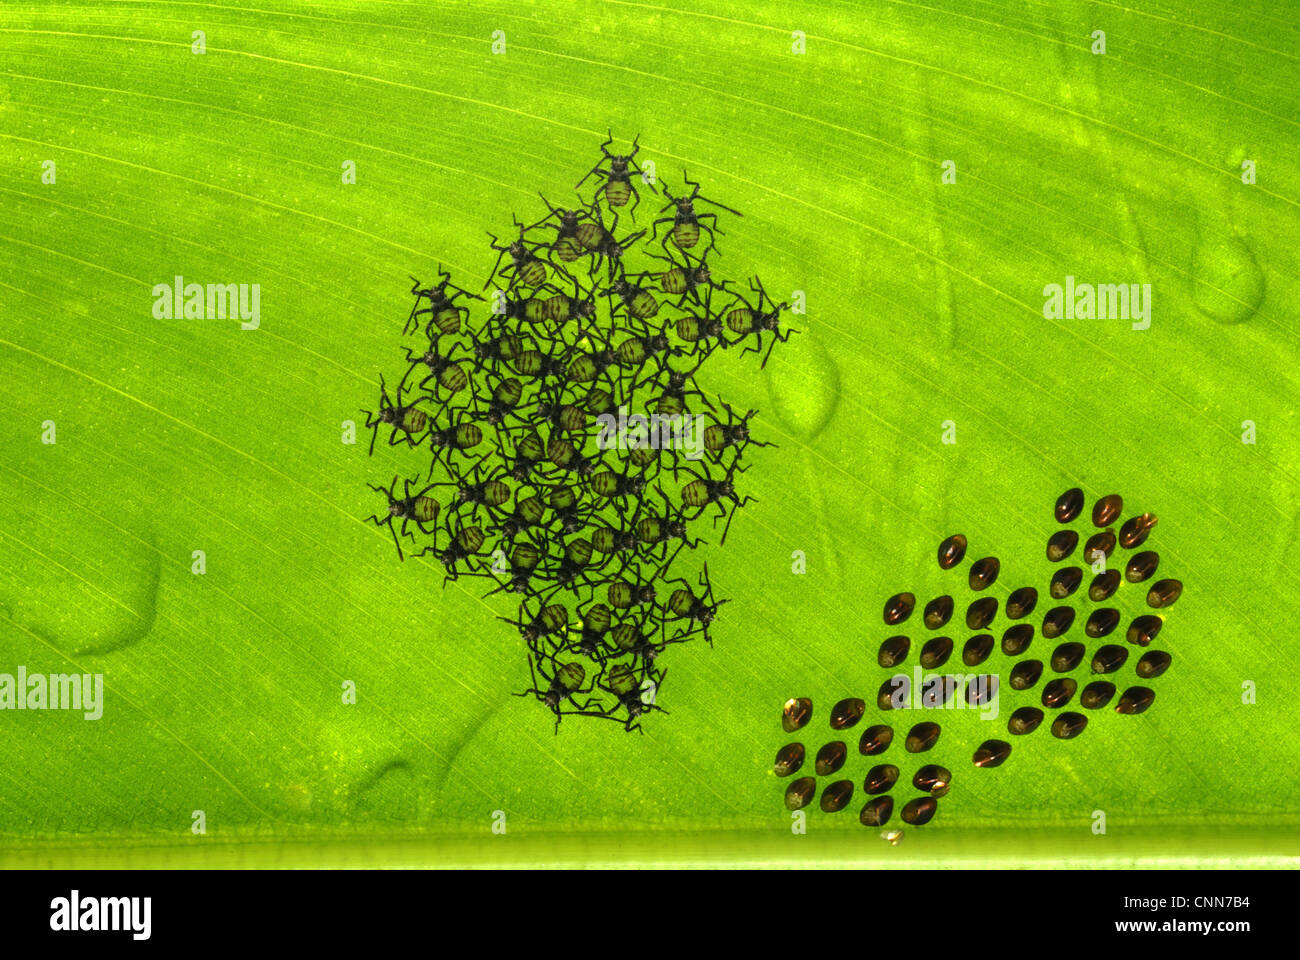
[784, 777, 815, 810]
[1136, 650, 1172, 679]
[877, 676, 907, 711]
[782, 697, 813, 732]
[1088, 569, 1120, 602]
[1125, 551, 1159, 583]
[1080, 680, 1116, 710]
[913, 764, 953, 798]
[1118, 513, 1158, 549]
[830, 697, 866, 730]
[1147, 579, 1183, 609]
[937, 534, 968, 570]
[820, 779, 854, 813]
[1051, 641, 1086, 672]
[969, 557, 1000, 591]
[924, 595, 954, 630]
[774, 742, 805, 777]
[1009, 659, 1044, 691]
[901, 797, 937, 825]
[919, 675, 957, 709]
[1005, 586, 1038, 620]
[905, 721, 942, 753]
[1085, 608, 1121, 639]
[965, 596, 998, 630]
[963, 633, 995, 666]
[1042, 606, 1076, 639]
[858, 724, 893, 756]
[1055, 487, 1084, 523]
[1041, 677, 1077, 709]
[883, 592, 916, 626]
[863, 763, 900, 795]
[1046, 530, 1078, 562]
[1050, 566, 1083, 598]
[1008, 706, 1044, 735]
[1051, 711, 1088, 739]
[1001, 623, 1034, 656]
[966, 674, 998, 707]
[1126, 615, 1163, 647]
[1116, 686, 1156, 715]
[1084, 531, 1116, 565]
[815, 740, 848, 776]
[1090, 644, 1128, 674]
[972, 738, 1011, 768]
[919, 636, 954, 669]
[878, 635, 910, 668]
[859, 796, 894, 827]
[1092, 493, 1123, 527]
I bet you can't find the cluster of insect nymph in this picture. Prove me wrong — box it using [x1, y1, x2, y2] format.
[364, 133, 797, 732]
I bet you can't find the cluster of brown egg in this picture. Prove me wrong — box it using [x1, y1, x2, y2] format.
[772, 487, 1181, 832]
